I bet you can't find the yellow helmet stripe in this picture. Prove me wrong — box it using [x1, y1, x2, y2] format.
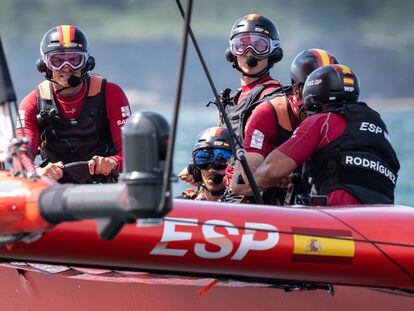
[58, 25, 73, 48]
[338, 64, 352, 74]
[313, 48, 331, 66]
[62, 25, 72, 47]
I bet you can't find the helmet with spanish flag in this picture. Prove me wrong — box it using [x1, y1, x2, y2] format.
[291, 49, 339, 87]
[36, 25, 94, 76]
[40, 25, 89, 55]
[303, 64, 360, 113]
[225, 14, 283, 69]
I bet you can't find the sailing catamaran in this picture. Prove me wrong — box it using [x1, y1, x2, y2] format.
[0, 1, 413, 310]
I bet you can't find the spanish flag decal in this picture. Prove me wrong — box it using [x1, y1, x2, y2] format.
[343, 77, 355, 86]
[291, 227, 355, 264]
[57, 25, 75, 48]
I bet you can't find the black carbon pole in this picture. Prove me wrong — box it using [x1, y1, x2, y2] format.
[0, 36, 27, 173]
[0, 37, 16, 105]
[159, 0, 193, 210]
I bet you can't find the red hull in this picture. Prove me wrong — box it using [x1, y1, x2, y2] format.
[0, 172, 53, 234]
[2, 200, 414, 291]
[0, 264, 413, 311]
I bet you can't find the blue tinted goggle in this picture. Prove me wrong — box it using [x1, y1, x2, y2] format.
[193, 148, 232, 170]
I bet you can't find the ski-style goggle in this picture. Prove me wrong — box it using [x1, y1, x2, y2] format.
[45, 51, 88, 71]
[230, 33, 279, 56]
[193, 148, 232, 170]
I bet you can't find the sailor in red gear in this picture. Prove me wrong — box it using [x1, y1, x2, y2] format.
[231, 49, 339, 203]
[179, 14, 287, 192]
[178, 127, 232, 201]
[213, 14, 300, 204]
[222, 14, 287, 143]
[14, 25, 131, 182]
[251, 65, 400, 205]
[242, 95, 297, 158]
[276, 112, 360, 205]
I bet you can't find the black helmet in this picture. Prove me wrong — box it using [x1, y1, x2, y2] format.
[291, 49, 339, 86]
[193, 127, 232, 152]
[303, 64, 360, 113]
[225, 14, 283, 70]
[230, 14, 280, 41]
[36, 25, 95, 78]
[40, 25, 89, 56]
[188, 127, 232, 183]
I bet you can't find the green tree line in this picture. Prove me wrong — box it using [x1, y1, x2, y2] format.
[1, 0, 413, 47]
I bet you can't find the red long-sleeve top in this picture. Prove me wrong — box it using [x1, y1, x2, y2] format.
[278, 112, 360, 205]
[15, 80, 130, 171]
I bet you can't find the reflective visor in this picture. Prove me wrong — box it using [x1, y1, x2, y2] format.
[230, 33, 276, 56]
[193, 148, 232, 170]
[45, 51, 87, 71]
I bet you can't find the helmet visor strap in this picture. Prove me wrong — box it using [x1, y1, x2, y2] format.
[45, 51, 87, 71]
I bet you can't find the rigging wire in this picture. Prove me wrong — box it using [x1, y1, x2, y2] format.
[316, 208, 414, 282]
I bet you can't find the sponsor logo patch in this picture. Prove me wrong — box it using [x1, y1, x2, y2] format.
[305, 78, 322, 87]
[117, 119, 127, 126]
[250, 129, 264, 149]
[64, 108, 76, 115]
[121, 106, 131, 118]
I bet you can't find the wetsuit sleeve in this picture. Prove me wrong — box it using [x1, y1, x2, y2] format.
[243, 102, 278, 158]
[104, 82, 131, 170]
[277, 114, 327, 166]
[14, 90, 40, 171]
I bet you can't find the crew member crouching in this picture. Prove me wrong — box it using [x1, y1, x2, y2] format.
[178, 127, 233, 201]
